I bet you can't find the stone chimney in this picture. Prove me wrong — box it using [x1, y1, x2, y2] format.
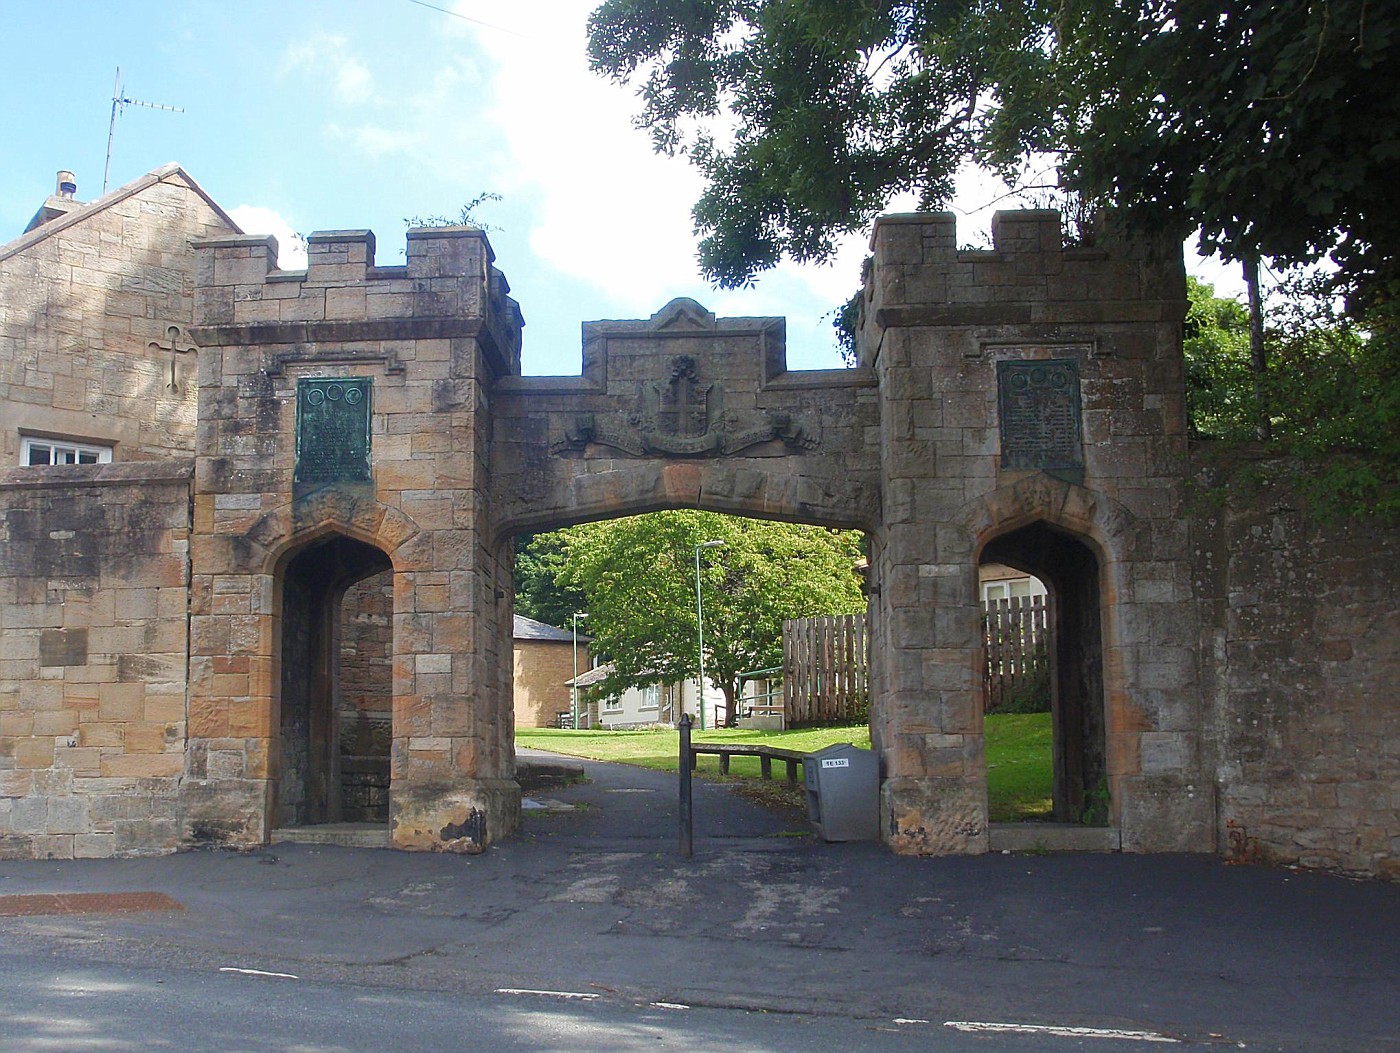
[22, 168, 85, 234]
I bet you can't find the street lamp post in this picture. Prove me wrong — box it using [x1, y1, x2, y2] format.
[571, 612, 588, 730]
[694, 540, 724, 731]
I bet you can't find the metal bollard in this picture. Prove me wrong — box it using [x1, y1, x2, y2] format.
[678, 713, 693, 857]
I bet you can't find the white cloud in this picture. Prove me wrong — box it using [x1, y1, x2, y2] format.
[228, 205, 308, 270]
[1187, 251, 1248, 301]
[324, 122, 425, 158]
[471, 5, 996, 323]
[473, 8, 725, 308]
[279, 33, 374, 105]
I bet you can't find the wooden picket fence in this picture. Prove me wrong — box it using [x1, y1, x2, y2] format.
[779, 600, 1049, 725]
[783, 614, 868, 727]
[983, 596, 1051, 713]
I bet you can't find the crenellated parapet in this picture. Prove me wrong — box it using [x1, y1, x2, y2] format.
[192, 226, 523, 376]
[859, 211, 1187, 366]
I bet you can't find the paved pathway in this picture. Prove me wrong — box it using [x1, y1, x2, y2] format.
[1, 754, 1397, 1051]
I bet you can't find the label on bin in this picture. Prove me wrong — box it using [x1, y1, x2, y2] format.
[821, 758, 850, 768]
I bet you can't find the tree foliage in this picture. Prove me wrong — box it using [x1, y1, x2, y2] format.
[1184, 276, 1400, 520]
[513, 532, 587, 629]
[543, 512, 866, 726]
[587, 0, 1399, 304]
[1183, 277, 1254, 439]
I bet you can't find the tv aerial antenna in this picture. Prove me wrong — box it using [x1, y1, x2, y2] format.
[103, 67, 184, 194]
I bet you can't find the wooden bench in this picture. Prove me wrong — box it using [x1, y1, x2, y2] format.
[688, 742, 807, 783]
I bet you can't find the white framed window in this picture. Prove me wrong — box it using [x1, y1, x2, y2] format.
[981, 575, 1047, 604]
[639, 684, 660, 711]
[603, 696, 622, 712]
[22, 437, 112, 466]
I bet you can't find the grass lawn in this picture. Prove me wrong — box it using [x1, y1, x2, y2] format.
[985, 711, 1054, 822]
[518, 713, 1054, 822]
[516, 725, 870, 781]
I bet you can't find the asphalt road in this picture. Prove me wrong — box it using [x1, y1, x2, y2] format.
[1, 953, 1202, 1053]
[1, 754, 1397, 1052]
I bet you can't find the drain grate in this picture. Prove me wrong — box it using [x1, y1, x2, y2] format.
[0, 891, 183, 916]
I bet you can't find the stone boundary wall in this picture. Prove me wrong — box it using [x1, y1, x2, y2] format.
[0, 462, 192, 859]
[1197, 453, 1400, 878]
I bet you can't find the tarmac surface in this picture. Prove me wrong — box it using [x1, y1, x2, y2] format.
[1, 752, 1398, 1051]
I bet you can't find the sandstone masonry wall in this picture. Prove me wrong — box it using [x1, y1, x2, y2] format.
[0, 167, 235, 463]
[1196, 454, 1400, 878]
[0, 462, 192, 858]
[514, 639, 587, 729]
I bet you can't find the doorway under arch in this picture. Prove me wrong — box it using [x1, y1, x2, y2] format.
[980, 521, 1108, 825]
[276, 534, 393, 829]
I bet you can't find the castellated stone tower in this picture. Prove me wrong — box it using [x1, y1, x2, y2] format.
[183, 227, 524, 852]
[860, 210, 1210, 854]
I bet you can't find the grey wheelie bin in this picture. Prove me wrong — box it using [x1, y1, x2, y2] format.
[804, 742, 879, 841]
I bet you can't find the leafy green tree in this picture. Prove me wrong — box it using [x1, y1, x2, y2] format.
[1183, 277, 1253, 440]
[1261, 283, 1400, 521]
[513, 532, 587, 629]
[1182, 275, 1400, 519]
[553, 511, 866, 726]
[587, 1, 1398, 301]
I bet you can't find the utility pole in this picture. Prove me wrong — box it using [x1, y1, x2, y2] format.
[693, 540, 724, 731]
[571, 612, 588, 729]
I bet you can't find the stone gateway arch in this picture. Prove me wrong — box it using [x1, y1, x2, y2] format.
[178, 212, 1207, 856]
[3, 167, 1395, 876]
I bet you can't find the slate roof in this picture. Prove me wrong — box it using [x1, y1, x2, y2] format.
[567, 662, 674, 690]
[566, 661, 615, 689]
[513, 615, 588, 643]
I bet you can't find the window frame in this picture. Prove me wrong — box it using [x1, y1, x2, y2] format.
[21, 436, 113, 466]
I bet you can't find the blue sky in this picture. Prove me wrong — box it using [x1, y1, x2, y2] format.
[0, 1, 1244, 376]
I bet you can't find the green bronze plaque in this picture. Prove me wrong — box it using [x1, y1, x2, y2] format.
[295, 377, 372, 485]
[997, 359, 1083, 472]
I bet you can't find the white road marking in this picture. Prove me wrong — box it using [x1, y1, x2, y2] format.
[945, 1021, 1180, 1043]
[218, 967, 300, 980]
[495, 988, 599, 1001]
[650, 1002, 690, 1010]
[893, 1018, 930, 1025]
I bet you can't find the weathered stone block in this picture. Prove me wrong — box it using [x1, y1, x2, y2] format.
[46, 795, 92, 834]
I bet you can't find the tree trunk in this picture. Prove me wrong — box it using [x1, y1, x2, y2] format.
[721, 683, 739, 728]
[1243, 254, 1271, 441]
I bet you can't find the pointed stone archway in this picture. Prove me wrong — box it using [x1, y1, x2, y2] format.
[274, 533, 392, 831]
[980, 521, 1107, 825]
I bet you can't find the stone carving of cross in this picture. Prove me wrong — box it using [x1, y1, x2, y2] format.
[148, 324, 198, 392]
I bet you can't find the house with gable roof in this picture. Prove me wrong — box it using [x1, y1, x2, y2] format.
[2, 165, 239, 468]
